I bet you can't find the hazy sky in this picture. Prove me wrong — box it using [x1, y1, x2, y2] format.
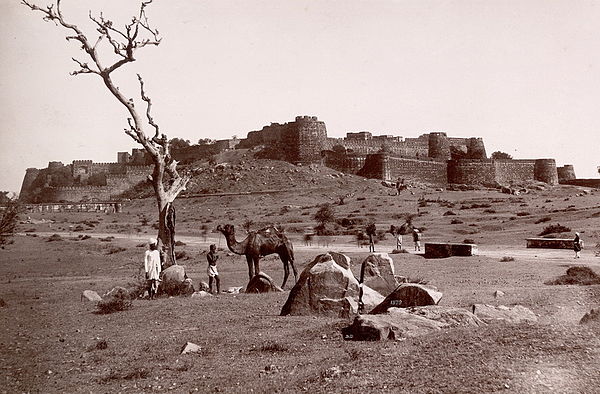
[1, 0, 599, 193]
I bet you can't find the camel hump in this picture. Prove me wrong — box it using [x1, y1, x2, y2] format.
[257, 226, 284, 236]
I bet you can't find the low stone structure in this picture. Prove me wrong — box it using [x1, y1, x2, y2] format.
[526, 238, 573, 249]
[424, 242, 478, 258]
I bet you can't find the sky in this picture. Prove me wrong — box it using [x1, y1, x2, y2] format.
[1, 0, 599, 193]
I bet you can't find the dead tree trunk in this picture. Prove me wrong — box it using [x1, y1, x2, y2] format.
[23, 0, 190, 265]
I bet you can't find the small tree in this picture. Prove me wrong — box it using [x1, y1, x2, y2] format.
[313, 203, 336, 235]
[0, 199, 22, 245]
[491, 151, 513, 160]
[24, 0, 191, 266]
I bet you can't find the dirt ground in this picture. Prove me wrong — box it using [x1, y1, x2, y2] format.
[2, 180, 600, 393]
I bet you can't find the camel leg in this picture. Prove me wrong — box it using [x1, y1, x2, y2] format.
[280, 255, 290, 289]
[246, 255, 254, 280]
[253, 257, 260, 278]
[290, 257, 298, 283]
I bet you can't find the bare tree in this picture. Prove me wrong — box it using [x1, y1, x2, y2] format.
[23, 0, 190, 265]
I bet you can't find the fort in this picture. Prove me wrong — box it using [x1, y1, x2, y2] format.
[20, 115, 577, 202]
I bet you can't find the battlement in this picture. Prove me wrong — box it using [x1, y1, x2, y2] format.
[72, 160, 93, 165]
[295, 115, 319, 122]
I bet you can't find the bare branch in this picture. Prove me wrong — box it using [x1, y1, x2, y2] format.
[70, 57, 99, 75]
[137, 74, 160, 140]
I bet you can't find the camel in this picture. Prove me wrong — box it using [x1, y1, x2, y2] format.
[216, 224, 298, 288]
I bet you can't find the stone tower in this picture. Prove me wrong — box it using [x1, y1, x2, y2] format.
[534, 159, 559, 185]
[428, 132, 450, 160]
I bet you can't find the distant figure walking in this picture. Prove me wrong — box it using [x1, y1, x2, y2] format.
[144, 238, 162, 299]
[413, 229, 422, 252]
[573, 232, 584, 259]
[207, 244, 221, 294]
[366, 223, 377, 253]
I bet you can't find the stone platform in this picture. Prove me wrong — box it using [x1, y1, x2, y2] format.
[424, 242, 478, 258]
[526, 238, 574, 249]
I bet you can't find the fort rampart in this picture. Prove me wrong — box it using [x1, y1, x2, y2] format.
[20, 115, 576, 201]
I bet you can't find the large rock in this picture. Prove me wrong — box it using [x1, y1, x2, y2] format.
[370, 283, 442, 314]
[406, 305, 484, 327]
[359, 253, 398, 296]
[342, 308, 446, 341]
[82, 290, 102, 302]
[360, 285, 386, 313]
[281, 253, 360, 318]
[159, 265, 190, 296]
[198, 281, 210, 292]
[245, 272, 283, 293]
[472, 304, 537, 324]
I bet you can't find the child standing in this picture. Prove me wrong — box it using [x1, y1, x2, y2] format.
[144, 238, 162, 299]
[207, 244, 220, 294]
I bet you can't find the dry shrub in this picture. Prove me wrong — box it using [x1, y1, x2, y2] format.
[500, 256, 515, 262]
[391, 248, 409, 254]
[99, 236, 114, 242]
[546, 266, 600, 286]
[47, 234, 62, 242]
[516, 211, 530, 216]
[96, 289, 132, 314]
[259, 342, 289, 353]
[101, 367, 150, 383]
[0, 298, 6, 308]
[535, 216, 552, 224]
[538, 223, 571, 236]
[463, 238, 475, 244]
[175, 240, 186, 246]
[106, 247, 126, 255]
[443, 210, 456, 216]
[450, 219, 464, 225]
[88, 339, 108, 351]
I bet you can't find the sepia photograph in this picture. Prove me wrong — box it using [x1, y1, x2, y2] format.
[1, 0, 599, 392]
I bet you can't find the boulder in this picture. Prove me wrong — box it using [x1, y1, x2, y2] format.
[281, 253, 360, 318]
[191, 291, 212, 298]
[180, 342, 201, 354]
[226, 286, 243, 294]
[245, 272, 283, 293]
[359, 253, 398, 296]
[472, 304, 537, 324]
[370, 283, 442, 314]
[198, 281, 210, 292]
[82, 290, 102, 302]
[342, 308, 446, 341]
[579, 309, 600, 325]
[406, 305, 484, 327]
[360, 285, 385, 313]
[159, 265, 189, 296]
[329, 251, 351, 270]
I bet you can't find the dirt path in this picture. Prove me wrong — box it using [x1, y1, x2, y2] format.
[20, 232, 600, 266]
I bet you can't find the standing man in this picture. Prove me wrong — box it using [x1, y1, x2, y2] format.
[366, 223, 377, 253]
[573, 232, 584, 259]
[144, 238, 162, 299]
[413, 229, 422, 252]
[207, 244, 221, 294]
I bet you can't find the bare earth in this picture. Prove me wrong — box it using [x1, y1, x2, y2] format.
[1, 173, 600, 393]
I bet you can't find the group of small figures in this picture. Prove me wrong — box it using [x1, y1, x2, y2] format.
[143, 239, 222, 299]
[366, 223, 422, 253]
